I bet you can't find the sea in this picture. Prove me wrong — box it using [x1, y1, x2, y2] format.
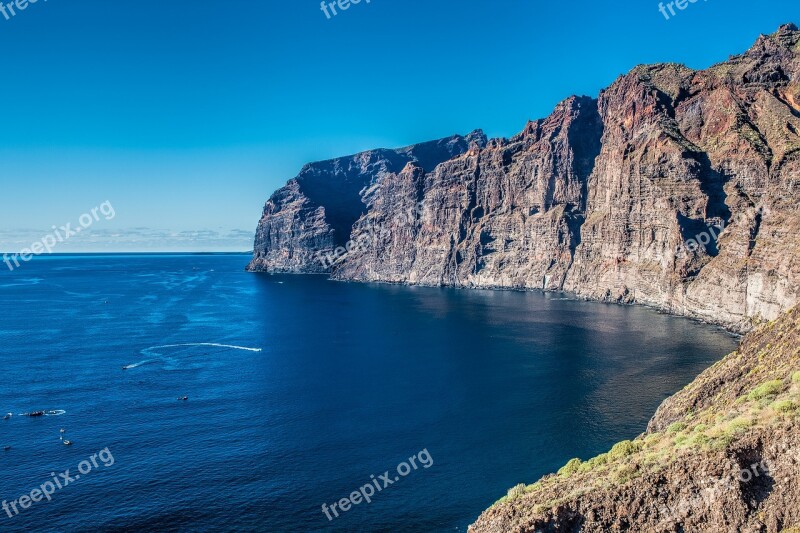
[0, 254, 739, 532]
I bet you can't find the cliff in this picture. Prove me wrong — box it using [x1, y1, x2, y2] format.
[246, 131, 487, 273]
[247, 24, 800, 531]
[248, 23, 800, 333]
[469, 304, 800, 532]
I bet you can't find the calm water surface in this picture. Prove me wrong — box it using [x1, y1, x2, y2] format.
[0, 255, 738, 532]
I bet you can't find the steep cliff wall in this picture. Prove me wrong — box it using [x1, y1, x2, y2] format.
[246, 131, 487, 273]
[564, 25, 800, 330]
[249, 24, 800, 332]
[332, 95, 602, 287]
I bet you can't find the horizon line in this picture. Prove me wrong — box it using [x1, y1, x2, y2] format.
[0, 251, 253, 256]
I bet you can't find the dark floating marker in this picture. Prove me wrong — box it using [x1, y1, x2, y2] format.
[3, 446, 10, 452]
[178, 396, 189, 401]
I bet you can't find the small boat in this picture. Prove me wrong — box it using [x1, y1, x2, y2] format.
[62, 440, 73, 446]
[178, 396, 188, 401]
[24, 411, 45, 417]
[3, 413, 11, 420]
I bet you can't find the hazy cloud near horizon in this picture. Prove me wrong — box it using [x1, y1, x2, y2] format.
[0, 227, 254, 253]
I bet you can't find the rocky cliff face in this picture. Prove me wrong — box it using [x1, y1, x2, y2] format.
[469, 304, 800, 533]
[563, 24, 800, 331]
[248, 24, 800, 331]
[246, 132, 487, 273]
[330, 95, 602, 286]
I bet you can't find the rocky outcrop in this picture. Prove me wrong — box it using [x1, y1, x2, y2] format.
[246, 131, 487, 273]
[469, 305, 800, 533]
[249, 23, 800, 332]
[563, 24, 800, 331]
[331, 96, 602, 286]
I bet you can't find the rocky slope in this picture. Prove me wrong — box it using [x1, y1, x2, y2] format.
[248, 24, 800, 333]
[469, 304, 800, 533]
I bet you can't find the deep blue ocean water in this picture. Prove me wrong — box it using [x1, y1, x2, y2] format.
[0, 254, 738, 532]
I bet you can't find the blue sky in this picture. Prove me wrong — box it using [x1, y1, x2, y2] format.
[1, 0, 798, 252]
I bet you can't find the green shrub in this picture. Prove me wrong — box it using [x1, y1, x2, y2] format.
[792, 371, 800, 384]
[708, 434, 734, 450]
[558, 458, 582, 477]
[772, 399, 796, 413]
[608, 440, 641, 460]
[667, 422, 687, 434]
[747, 380, 784, 401]
[507, 483, 526, 501]
[615, 464, 638, 484]
[725, 417, 753, 437]
[643, 433, 661, 447]
[687, 433, 711, 447]
[579, 453, 609, 472]
[757, 397, 773, 409]
[693, 423, 708, 433]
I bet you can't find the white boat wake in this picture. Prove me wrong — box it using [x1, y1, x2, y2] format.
[121, 360, 156, 370]
[123, 343, 262, 370]
[142, 343, 262, 354]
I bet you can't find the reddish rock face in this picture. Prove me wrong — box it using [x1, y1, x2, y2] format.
[249, 24, 800, 333]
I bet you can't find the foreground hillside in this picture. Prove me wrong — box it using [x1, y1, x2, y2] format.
[249, 24, 800, 333]
[469, 304, 800, 532]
